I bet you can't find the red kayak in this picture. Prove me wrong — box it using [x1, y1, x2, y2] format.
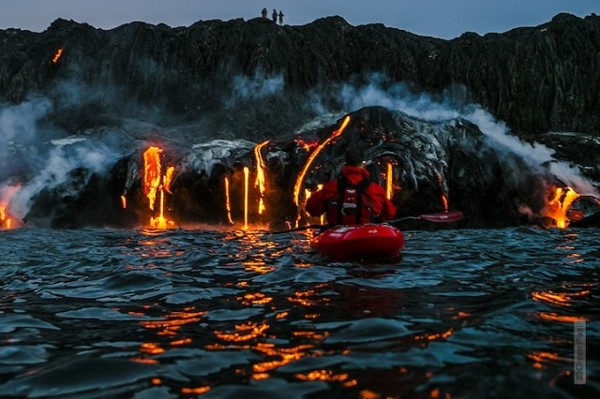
[310, 224, 405, 261]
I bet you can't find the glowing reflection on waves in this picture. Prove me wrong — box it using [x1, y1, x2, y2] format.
[125, 306, 206, 367]
[536, 311, 587, 323]
[531, 290, 591, 306]
[527, 351, 561, 370]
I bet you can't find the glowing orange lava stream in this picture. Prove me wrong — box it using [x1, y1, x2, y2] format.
[293, 115, 351, 207]
[385, 163, 393, 200]
[141, 146, 175, 229]
[542, 186, 580, 228]
[243, 166, 249, 230]
[254, 141, 269, 215]
[0, 204, 12, 229]
[52, 48, 63, 64]
[224, 176, 234, 224]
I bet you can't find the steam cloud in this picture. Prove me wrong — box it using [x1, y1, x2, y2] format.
[225, 70, 284, 108]
[312, 73, 598, 196]
[2, 71, 598, 226]
[0, 89, 124, 221]
[0, 97, 54, 181]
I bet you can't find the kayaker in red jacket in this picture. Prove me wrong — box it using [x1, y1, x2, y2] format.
[305, 149, 397, 225]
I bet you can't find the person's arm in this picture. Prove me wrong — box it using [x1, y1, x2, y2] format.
[369, 184, 397, 220]
[305, 182, 335, 216]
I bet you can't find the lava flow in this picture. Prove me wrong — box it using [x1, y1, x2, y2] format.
[542, 185, 580, 228]
[142, 146, 175, 229]
[0, 184, 23, 230]
[0, 204, 12, 229]
[293, 115, 351, 208]
[254, 141, 269, 215]
[385, 163, 393, 200]
[52, 48, 64, 64]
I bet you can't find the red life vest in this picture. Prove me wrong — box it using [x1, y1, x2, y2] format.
[326, 177, 376, 225]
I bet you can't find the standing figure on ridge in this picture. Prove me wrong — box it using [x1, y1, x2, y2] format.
[278, 10, 284, 25]
[261, 8, 268, 18]
[305, 148, 397, 226]
[272, 9, 277, 23]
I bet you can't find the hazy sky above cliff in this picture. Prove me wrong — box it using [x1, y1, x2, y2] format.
[1, 0, 598, 38]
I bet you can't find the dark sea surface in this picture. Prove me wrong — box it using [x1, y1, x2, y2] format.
[0, 227, 598, 399]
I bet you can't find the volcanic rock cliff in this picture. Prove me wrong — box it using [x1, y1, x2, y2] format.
[1, 13, 599, 138]
[2, 14, 600, 229]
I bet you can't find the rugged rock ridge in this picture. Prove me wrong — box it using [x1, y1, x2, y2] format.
[1, 13, 599, 138]
[16, 106, 597, 229]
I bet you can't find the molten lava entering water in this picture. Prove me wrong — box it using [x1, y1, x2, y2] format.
[224, 176, 234, 224]
[141, 146, 175, 229]
[143, 147, 162, 211]
[542, 186, 580, 228]
[254, 141, 269, 215]
[385, 163, 393, 200]
[0, 204, 12, 229]
[1, 185, 22, 229]
[243, 166, 250, 230]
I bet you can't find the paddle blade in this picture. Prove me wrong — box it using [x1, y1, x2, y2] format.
[419, 210, 463, 222]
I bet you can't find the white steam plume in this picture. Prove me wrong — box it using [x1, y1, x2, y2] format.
[225, 70, 284, 108]
[319, 74, 598, 196]
[9, 139, 119, 220]
[0, 97, 54, 180]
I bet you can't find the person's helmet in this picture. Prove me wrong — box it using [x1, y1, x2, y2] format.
[344, 148, 364, 167]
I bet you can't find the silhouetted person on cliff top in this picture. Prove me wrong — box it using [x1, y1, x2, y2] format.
[261, 8, 267, 18]
[278, 11, 284, 25]
[272, 9, 277, 23]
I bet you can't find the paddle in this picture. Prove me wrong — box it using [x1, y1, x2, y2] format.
[388, 210, 464, 224]
[263, 224, 324, 235]
[254, 211, 463, 235]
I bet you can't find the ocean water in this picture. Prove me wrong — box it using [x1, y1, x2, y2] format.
[0, 227, 598, 398]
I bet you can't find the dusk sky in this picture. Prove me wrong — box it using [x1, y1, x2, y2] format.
[1, 0, 598, 39]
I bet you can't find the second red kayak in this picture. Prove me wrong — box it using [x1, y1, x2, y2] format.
[311, 224, 405, 261]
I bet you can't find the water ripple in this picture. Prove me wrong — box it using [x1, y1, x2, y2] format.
[0, 227, 598, 398]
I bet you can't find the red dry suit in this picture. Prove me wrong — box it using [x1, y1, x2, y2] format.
[305, 165, 397, 225]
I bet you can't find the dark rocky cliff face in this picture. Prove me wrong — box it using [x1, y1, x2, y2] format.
[2, 14, 600, 229]
[1, 13, 599, 139]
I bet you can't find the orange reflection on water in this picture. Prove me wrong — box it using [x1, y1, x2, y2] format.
[360, 390, 381, 399]
[140, 342, 164, 355]
[292, 330, 329, 340]
[532, 287, 591, 307]
[214, 321, 269, 343]
[532, 291, 571, 306]
[139, 308, 205, 337]
[537, 312, 587, 323]
[296, 369, 351, 382]
[527, 351, 560, 370]
[130, 233, 185, 261]
[451, 311, 470, 320]
[128, 306, 206, 365]
[234, 234, 281, 274]
[287, 288, 329, 307]
[240, 292, 273, 306]
[252, 342, 314, 376]
[276, 311, 289, 320]
[415, 328, 454, 343]
[181, 386, 211, 395]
